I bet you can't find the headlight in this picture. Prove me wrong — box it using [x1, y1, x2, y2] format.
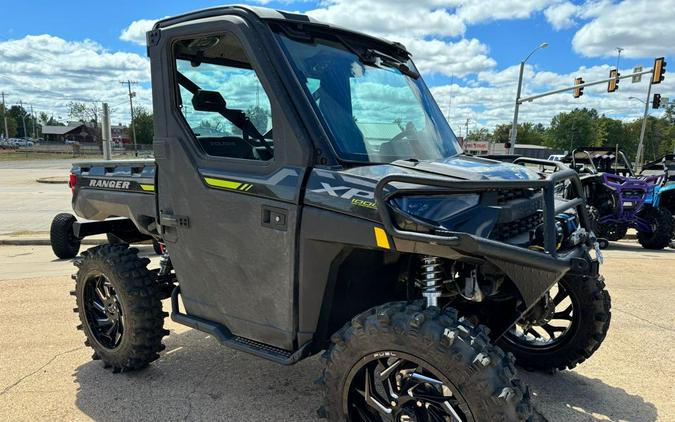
[391, 194, 480, 222]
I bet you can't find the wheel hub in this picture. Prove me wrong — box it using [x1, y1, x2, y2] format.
[397, 409, 418, 422]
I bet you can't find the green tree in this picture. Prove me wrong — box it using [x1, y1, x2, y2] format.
[8, 105, 38, 138]
[547, 108, 597, 152]
[131, 106, 153, 145]
[492, 122, 547, 145]
[246, 105, 270, 133]
[0, 103, 18, 138]
[67, 102, 101, 127]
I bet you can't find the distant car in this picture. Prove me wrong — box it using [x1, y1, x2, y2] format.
[547, 154, 565, 162]
[12, 139, 34, 147]
[64, 139, 78, 145]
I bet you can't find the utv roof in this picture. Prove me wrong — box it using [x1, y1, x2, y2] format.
[153, 4, 409, 55]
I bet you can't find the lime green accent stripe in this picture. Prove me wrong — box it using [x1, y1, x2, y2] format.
[204, 177, 243, 190]
[140, 184, 155, 192]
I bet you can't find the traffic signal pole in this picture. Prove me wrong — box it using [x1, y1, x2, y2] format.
[509, 67, 654, 155]
[635, 79, 653, 173]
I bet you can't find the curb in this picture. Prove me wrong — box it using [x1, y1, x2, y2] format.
[0, 239, 106, 246]
[36, 177, 69, 184]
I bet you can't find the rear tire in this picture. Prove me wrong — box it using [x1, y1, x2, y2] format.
[50, 213, 81, 259]
[637, 206, 673, 250]
[322, 302, 532, 421]
[499, 275, 611, 372]
[72, 244, 169, 372]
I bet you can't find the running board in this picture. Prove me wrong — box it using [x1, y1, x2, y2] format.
[170, 287, 310, 365]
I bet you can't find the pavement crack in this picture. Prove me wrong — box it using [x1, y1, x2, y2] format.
[614, 307, 675, 333]
[0, 346, 84, 396]
[183, 363, 217, 421]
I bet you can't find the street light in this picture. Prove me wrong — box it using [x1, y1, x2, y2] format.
[509, 42, 548, 153]
[628, 96, 646, 104]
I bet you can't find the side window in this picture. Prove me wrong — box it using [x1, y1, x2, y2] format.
[173, 34, 274, 161]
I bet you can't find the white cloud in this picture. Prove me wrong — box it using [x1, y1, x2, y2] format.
[0, 35, 151, 123]
[120, 18, 167, 46]
[457, 0, 554, 24]
[405, 38, 496, 77]
[572, 0, 675, 58]
[544, 2, 579, 30]
[431, 63, 672, 131]
[307, 1, 466, 38]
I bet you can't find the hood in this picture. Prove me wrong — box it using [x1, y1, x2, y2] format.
[343, 154, 543, 182]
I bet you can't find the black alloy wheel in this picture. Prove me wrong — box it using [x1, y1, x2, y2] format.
[503, 282, 575, 351]
[83, 273, 125, 349]
[345, 352, 470, 422]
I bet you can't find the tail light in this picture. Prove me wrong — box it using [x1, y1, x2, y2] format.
[69, 173, 77, 194]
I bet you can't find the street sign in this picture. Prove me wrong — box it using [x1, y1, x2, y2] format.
[632, 66, 643, 83]
[662, 97, 669, 106]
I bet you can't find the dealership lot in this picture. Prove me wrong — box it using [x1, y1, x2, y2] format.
[0, 241, 672, 421]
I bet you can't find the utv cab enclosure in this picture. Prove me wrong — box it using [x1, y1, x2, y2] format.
[69, 6, 610, 421]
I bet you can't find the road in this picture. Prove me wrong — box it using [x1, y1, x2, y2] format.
[0, 242, 673, 421]
[0, 159, 74, 235]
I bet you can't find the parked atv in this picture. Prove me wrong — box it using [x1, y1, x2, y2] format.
[65, 6, 610, 421]
[563, 147, 673, 249]
[641, 154, 675, 247]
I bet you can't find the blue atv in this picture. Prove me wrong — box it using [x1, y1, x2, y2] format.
[563, 148, 673, 250]
[641, 154, 675, 247]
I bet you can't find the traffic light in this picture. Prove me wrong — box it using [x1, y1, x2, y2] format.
[607, 69, 620, 92]
[573, 77, 585, 98]
[653, 93, 661, 109]
[652, 57, 666, 84]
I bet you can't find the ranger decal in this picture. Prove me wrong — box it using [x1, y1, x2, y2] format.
[88, 179, 131, 190]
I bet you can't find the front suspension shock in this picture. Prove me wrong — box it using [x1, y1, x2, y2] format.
[418, 256, 443, 308]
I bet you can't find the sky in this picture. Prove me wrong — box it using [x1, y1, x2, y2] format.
[0, 0, 673, 133]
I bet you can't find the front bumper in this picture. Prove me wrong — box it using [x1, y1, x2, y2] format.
[374, 158, 600, 308]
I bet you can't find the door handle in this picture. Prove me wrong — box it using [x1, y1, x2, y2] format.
[261, 206, 287, 231]
[160, 212, 190, 228]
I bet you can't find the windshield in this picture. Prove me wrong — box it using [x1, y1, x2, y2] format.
[276, 31, 461, 163]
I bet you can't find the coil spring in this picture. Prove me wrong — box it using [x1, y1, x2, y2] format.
[418, 256, 443, 307]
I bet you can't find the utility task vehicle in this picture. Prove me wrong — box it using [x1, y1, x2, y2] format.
[563, 147, 673, 249]
[67, 6, 610, 420]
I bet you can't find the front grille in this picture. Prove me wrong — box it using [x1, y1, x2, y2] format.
[496, 188, 535, 204]
[622, 189, 646, 198]
[490, 211, 543, 241]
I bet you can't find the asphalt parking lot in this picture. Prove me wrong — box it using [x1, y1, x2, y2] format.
[0, 160, 673, 421]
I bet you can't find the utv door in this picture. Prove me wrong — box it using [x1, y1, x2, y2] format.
[150, 17, 309, 350]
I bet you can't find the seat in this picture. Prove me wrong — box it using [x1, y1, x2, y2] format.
[198, 136, 255, 159]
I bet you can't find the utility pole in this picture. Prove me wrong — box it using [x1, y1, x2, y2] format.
[120, 80, 138, 155]
[29, 104, 36, 139]
[18, 100, 27, 138]
[1, 92, 8, 139]
[101, 103, 112, 160]
[465, 118, 470, 139]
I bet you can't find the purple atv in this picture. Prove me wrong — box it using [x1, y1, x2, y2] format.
[563, 147, 673, 250]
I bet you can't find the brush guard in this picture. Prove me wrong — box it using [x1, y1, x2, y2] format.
[374, 158, 599, 308]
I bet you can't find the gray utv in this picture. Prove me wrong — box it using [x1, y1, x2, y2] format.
[67, 6, 610, 421]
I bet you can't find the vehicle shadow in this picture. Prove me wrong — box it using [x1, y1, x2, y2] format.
[73, 328, 658, 422]
[609, 240, 674, 254]
[521, 370, 658, 422]
[73, 328, 324, 421]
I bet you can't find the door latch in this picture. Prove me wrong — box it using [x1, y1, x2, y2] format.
[160, 212, 190, 228]
[261, 206, 287, 231]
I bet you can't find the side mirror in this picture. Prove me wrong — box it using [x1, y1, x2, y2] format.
[192, 89, 226, 112]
